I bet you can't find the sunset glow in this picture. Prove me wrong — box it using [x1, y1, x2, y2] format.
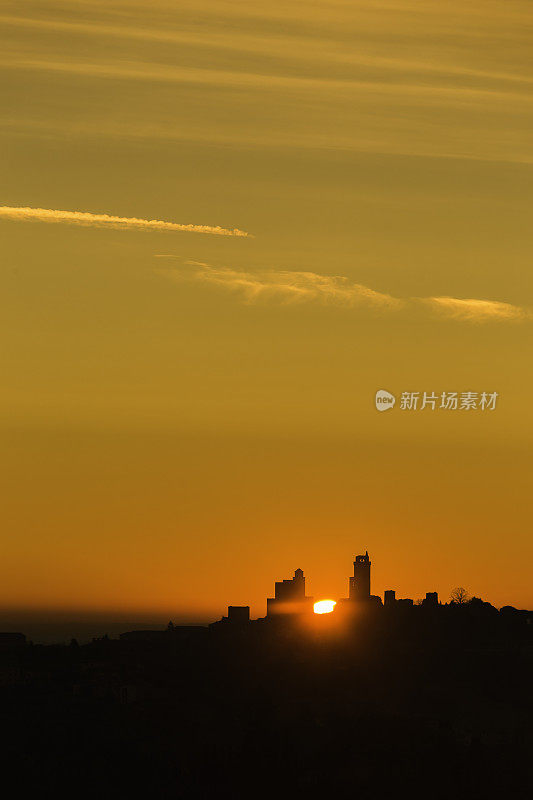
[1, 0, 532, 621]
[314, 600, 336, 615]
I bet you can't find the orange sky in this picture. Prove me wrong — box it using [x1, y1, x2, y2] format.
[1, 1, 532, 621]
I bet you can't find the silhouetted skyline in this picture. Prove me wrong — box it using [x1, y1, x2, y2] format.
[209, 551, 530, 631]
[2, 549, 531, 645]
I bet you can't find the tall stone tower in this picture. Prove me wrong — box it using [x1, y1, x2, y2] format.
[349, 551, 371, 601]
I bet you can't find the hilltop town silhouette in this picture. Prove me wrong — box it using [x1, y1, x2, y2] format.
[211, 551, 438, 628]
[111, 550, 528, 638]
[1, 552, 532, 798]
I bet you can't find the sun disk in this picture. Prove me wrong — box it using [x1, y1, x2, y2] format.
[313, 600, 336, 615]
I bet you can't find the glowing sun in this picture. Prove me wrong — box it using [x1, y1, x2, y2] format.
[313, 600, 336, 614]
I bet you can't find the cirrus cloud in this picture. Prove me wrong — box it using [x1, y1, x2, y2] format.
[421, 296, 531, 322]
[155, 257, 530, 323]
[155, 258, 403, 309]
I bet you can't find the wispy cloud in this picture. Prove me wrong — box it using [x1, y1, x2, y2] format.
[156, 259, 402, 309]
[2, 13, 532, 89]
[0, 206, 251, 238]
[3, 3, 533, 166]
[155, 257, 530, 323]
[4, 55, 529, 106]
[420, 296, 531, 322]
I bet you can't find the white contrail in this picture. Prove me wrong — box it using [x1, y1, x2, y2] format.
[0, 206, 251, 238]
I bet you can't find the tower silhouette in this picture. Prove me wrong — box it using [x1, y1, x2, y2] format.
[349, 551, 371, 601]
[266, 568, 313, 616]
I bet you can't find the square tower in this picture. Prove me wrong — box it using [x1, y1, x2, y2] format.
[349, 551, 371, 601]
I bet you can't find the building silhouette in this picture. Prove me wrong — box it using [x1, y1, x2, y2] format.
[397, 598, 413, 608]
[424, 591, 439, 606]
[337, 551, 382, 607]
[266, 568, 314, 616]
[384, 589, 396, 606]
[349, 551, 372, 600]
[210, 605, 250, 629]
[228, 606, 250, 623]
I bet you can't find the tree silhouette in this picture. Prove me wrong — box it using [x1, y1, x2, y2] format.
[450, 587, 470, 605]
